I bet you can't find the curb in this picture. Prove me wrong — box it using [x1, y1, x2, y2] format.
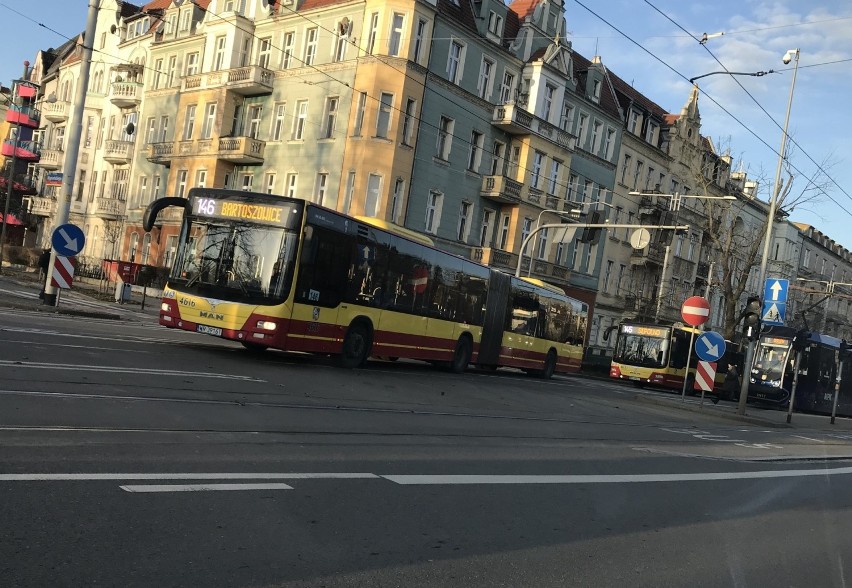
[0, 301, 125, 321]
[633, 394, 792, 428]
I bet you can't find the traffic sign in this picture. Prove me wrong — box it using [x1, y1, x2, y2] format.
[764, 278, 789, 304]
[695, 331, 726, 362]
[51, 223, 86, 257]
[762, 301, 786, 326]
[408, 266, 428, 294]
[681, 295, 710, 327]
[50, 255, 75, 289]
[694, 361, 717, 392]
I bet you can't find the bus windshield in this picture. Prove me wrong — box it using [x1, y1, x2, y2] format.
[169, 218, 299, 305]
[753, 339, 791, 383]
[613, 326, 670, 369]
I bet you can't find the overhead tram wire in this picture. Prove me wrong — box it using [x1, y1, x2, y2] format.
[643, 0, 852, 207]
[573, 0, 852, 220]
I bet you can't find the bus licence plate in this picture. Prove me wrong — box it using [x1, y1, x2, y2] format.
[197, 325, 223, 336]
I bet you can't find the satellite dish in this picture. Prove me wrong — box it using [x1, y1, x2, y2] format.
[110, 24, 117, 34]
[629, 228, 651, 250]
[125, 122, 135, 136]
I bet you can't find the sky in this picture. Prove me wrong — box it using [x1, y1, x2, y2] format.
[1, 0, 850, 248]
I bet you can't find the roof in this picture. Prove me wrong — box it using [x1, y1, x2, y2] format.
[508, 0, 539, 20]
[434, 0, 480, 34]
[299, 0, 352, 10]
[119, 1, 142, 18]
[607, 68, 669, 120]
[570, 51, 623, 121]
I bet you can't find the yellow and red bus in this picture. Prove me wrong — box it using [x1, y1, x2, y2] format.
[609, 321, 741, 393]
[143, 188, 588, 378]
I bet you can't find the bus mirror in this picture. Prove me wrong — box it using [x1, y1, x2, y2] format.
[143, 197, 189, 232]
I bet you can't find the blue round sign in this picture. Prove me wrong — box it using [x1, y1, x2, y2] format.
[51, 223, 86, 257]
[695, 331, 726, 362]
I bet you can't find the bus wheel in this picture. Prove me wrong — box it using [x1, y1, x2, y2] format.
[241, 341, 268, 353]
[339, 323, 372, 369]
[449, 336, 472, 374]
[538, 350, 557, 380]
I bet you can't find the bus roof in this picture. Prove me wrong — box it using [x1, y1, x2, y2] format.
[354, 216, 435, 247]
[518, 277, 566, 296]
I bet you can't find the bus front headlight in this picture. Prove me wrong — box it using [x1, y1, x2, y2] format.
[256, 320, 277, 331]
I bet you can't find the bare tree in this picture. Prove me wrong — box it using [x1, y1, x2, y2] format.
[102, 220, 123, 261]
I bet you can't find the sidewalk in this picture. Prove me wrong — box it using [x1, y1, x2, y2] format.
[0, 264, 160, 322]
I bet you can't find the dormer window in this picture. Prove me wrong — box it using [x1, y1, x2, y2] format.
[592, 79, 601, 102]
[628, 110, 640, 134]
[487, 11, 504, 37]
[645, 122, 658, 145]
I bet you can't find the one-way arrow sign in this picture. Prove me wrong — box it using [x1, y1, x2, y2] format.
[695, 331, 726, 362]
[763, 278, 789, 304]
[51, 223, 86, 257]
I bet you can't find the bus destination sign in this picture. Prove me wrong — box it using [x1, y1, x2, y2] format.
[193, 196, 297, 227]
[621, 325, 668, 337]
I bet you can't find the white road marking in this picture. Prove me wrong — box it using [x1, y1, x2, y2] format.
[0, 287, 39, 299]
[381, 467, 852, 485]
[121, 483, 294, 492]
[792, 435, 824, 443]
[0, 361, 261, 381]
[0, 327, 182, 345]
[1, 338, 152, 352]
[0, 472, 379, 481]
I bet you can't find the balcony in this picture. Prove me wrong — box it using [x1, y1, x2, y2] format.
[1, 139, 40, 161]
[630, 242, 666, 266]
[491, 103, 576, 151]
[36, 147, 63, 170]
[103, 140, 134, 165]
[0, 172, 37, 195]
[28, 196, 55, 217]
[108, 81, 143, 108]
[43, 100, 70, 123]
[6, 104, 41, 128]
[217, 136, 265, 164]
[95, 197, 126, 220]
[480, 175, 522, 204]
[181, 65, 274, 96]
[147, 142, 173, 165]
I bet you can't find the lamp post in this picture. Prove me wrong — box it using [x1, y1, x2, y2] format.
[736, 48, 800, 416]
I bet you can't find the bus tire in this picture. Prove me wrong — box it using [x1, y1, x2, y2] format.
[339, 322, 372, 369]
[241, 341, 268, 353]
[449, 336, 472, 374]
[539, 350, 557, 380]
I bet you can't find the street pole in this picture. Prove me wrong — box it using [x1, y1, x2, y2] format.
[655, 193, 680, 323]
[43, 0, 99, 306]
[786, 349, 802, 424]
[739, 49, 800, 416]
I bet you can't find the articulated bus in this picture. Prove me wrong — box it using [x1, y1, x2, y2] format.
[749, 326, 852, 414]
[609, 321, 741, 396]
[143, 188, 588, 377]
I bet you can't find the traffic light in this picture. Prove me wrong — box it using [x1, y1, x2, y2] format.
[578, 210, 603, 244]
[792, 329, 810, 352]
[742, 296, 762, 341]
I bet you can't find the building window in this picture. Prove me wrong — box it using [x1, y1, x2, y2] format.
[159, 116, 169, 142]
[490, 141, 505, 175]
[153, 175, 161, 198]
[536, 227, 549, 260]
[499, 214, 510, 249]
[467, 131, 483, 172]
[195, 169, 207, 188]
[499, 71, 515, 104]
[530, 151, 544, 189]
[334, 23, 348, 62]
[257, 37, 272, 68]
[401, 98, 416, 146]
[633, 161, 643, 190]
[487, 11, 504, 36]
[152, 58, 163, 89]
[322, 96, 338, 139]
[166, 55, 177, 87]
[285, 173, 298, 198]
[185, 52, 199, 76]
[566, 173, 578, 202]
[304, 27, 318, 65]
[542, 84, 555, 122]
[457, 201, 472, 242]
[315, 173, 328, 205]
[548, 159, 561, 195]
[201, 103, 217, 140]
[343, 171, 356, 214]
[293, 100, 308, 140]
[628, 110, 639, 134]
[577, 113, 589, 145]
[521, 217, 533, 254]
[480, 209, 494, 247]
[391, 178, 404, 222]
[591, 121, 602, 154]
[620, 154, 631, 185]
[247, 105, 262, 139]
[425, 191, 443, 234]
[478, 58, 494, 99]
[592, 79, 601, 102]
[604, 128, 615, 160]
[367, 12, 379, 53]
[366, 173, 382, 217]
[213, 36, 226, 70]
[183, 104, 196, 140]
[603, 260, 613, 293]
[271, 103, 286, 141]
[388, 13, 404, 56]
[436, 116, 454, 160]
[645, 122, 658, 145]
[413, 19, 427, 63]
[282, 32, 294, 69]
[177, 170, 188, 197]
[265, 172, 275, 194]
[353, 91, 367, 136]
[447, 41, 464, 84]
[376, 92, 393, 138]
[138, 176, 148, 206]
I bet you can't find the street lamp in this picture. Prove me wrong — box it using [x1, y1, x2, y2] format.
[736, 48, 801, 416]
[688, 69, 774, 84]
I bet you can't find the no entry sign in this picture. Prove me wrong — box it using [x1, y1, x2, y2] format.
[681, 295, 710, 327]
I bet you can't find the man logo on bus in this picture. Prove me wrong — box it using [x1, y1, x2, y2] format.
[408, 266, 428, 295]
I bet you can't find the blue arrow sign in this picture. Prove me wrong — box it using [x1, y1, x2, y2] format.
[763, 278, 789, 304]
[695, 331, 726, 362]
[51, 223, 86, 257]
[762, 301, 786, 326]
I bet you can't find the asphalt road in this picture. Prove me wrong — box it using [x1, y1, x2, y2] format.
[3, 309, 852, 587]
